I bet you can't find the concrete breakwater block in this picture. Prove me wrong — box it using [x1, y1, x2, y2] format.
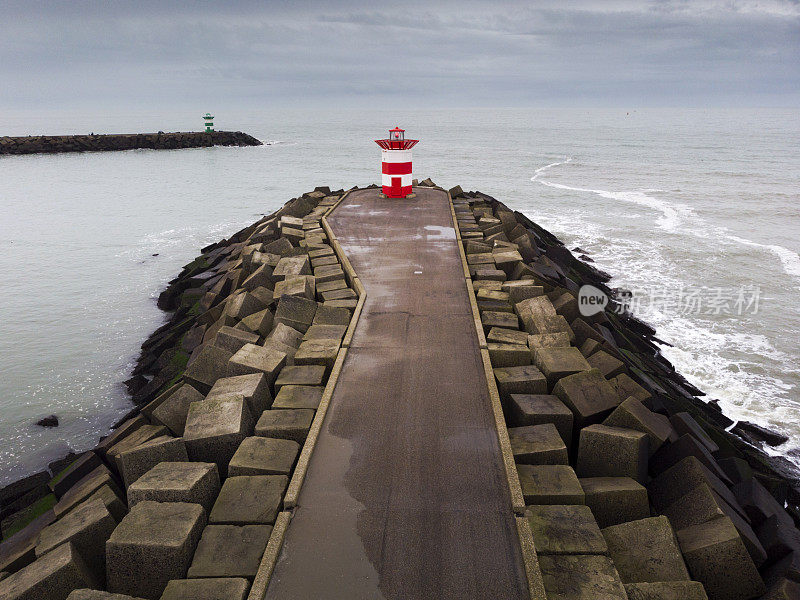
[526, 504, 608, 555]
[624, 581, 709, 600]
[488, 343, 531, 367]
[0, 542, 99, 600]
[151, 384, 204, 436]
[576, 424, 648, 483]
[676, 516, 765, 600]
[127, 462, 220, 512]
[208, 475, 287, 525]
[518, 465, 585, 505]
[274, 295, 317, 333]
[553, 368, 621, 435]
[579, 477, 650, 528]
[36, 498, 116, 585]
[228, 344, 287, 387]
[255, 409, 314, 443]
[183, 396, 255, 476]
[159, 577, 250, 600]
[211, 326, 259, 356]
[507, 394, 573, 443]
[272, 385, 324, 410]
[184, 346, 233, 393]
[538, 554, 628, 600]
[118, 436, 188, 489]
[49, 452, 103, 498]
[0, 507, 56, 574]
[206, 373, 272, 420]
[532, 346, 591, 385]
[228, 436, 300, 477]
[53, 465, 123, 520]
[67, 590, 148, 599]
[602, 516, 690, 584]
[274, 365, 326, 389]
[106, 501, 206, 599]
[493, 365, 547, 399]
[603, 397, 673, 456]
[186, 524, 271, 578]
[509, 423, 568, 465]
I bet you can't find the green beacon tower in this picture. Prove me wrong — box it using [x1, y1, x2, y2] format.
[203, 113, 214, 132]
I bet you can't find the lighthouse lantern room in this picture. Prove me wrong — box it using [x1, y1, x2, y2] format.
[375, 126, 418, 198]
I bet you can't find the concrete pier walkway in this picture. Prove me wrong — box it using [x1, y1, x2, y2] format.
[265, 188, 528, 599]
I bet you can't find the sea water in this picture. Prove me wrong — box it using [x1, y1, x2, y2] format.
[0, 107, 798, 484]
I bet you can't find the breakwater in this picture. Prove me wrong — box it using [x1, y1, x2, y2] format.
[0, 181, 798, 600]
[0, 131, 262, 155]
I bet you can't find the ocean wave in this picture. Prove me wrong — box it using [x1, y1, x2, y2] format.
[727, 235, 800, 281]
[531, 159, 692, 232]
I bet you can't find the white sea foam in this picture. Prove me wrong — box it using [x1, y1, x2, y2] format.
[728, 235, 800, 281]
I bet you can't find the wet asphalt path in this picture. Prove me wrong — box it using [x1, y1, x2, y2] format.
[265, 187, 528, 600]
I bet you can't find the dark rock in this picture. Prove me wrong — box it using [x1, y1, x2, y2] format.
[0, 472, 49, 508]
[733, 421, 789, 447]
[36, 415, 59, 428]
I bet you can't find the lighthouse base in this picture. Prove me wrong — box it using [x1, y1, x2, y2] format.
[382, 184, 412, 198]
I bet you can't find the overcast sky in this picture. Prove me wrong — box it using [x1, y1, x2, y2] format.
[2, 0, 799, 110]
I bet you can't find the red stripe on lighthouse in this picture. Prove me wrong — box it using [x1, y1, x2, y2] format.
[381, 161, 412, 175]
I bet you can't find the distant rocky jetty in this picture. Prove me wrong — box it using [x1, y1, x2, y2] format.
[1, 181, 799, 600]
[0, 131, 262, 156]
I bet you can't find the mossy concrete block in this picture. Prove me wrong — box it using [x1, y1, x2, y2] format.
[228, 437, 299, 477]
[313, 264, 345, 284]
[228, 343, 287, 387]
[184, 346, 234, 393]
[272, 385, 324, 410]
[294, 339, 339, 373]
[526, 504, 608, 555]
[518, 465, 585, 505]
[587, 350, 627, 379]
[209, 475, 287, 525]
[602, 516, 690, 584]
[49, 452, 102, 498]
[321, 288, 357, 302]
[488, 343, 531, 367]
[36, 498, 115, 586]
[663, 483, 766, 566]
[509, 394, 573, 444]
[224, 292, 265, 322]
[54, 465, 123, 520]
[303, 323, 347, 342]
[267, 322, 304, 349]
[159, 578, 249, 600]
[676, 517, 765, 600]
[211, 326, 259, 356]
[274, 274, 315, 300]
[604, 398, 673, 456]
[650, 434, 730, 483]
[610, 373, 651, 403]
[480, 311, 518, 332]
[127, 462, 220, 512]
[576, 424, 648, 483]
[254, 409, 314, 443]
[206, 373, 272, 421]
[648, 457, 743, 515]
[533, 346, 591, 385]
[67, 590, 148, 599]
[579, 477, 650, 528]
[0, 508, 55, 573]
[538, 554, 627, 600]
[274, 365, 326, 389]
[515, 296, 556, 328]
[106, 501, 206, 599]
[624, 581, 709, 600]
[554, 369, 621, 434]
[108, 426, 170, 475]
[312, 304, 350, 326]
[273, 255, 311, 280]
[0, 542, 99, 600]
[509, 423, 568, 465]
[274, 296, 317, 333]
[151, 384, 204, 437]
[528, 332, 571, 350]
[183, 397, 255, 476]
[118, 436, 188, 490]
[486, 327, 529, 346]
[493, 365, 547, 400]
[239, 308, 274, 337]
[761, 578, 800, 600]
[503, 281, 544, 304]
[186, 524, 271, 578]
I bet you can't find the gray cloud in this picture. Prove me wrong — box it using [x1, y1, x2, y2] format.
[1, 0, 798, 109]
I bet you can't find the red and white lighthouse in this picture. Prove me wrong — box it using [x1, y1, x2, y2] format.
[375, 126, 419, 198]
